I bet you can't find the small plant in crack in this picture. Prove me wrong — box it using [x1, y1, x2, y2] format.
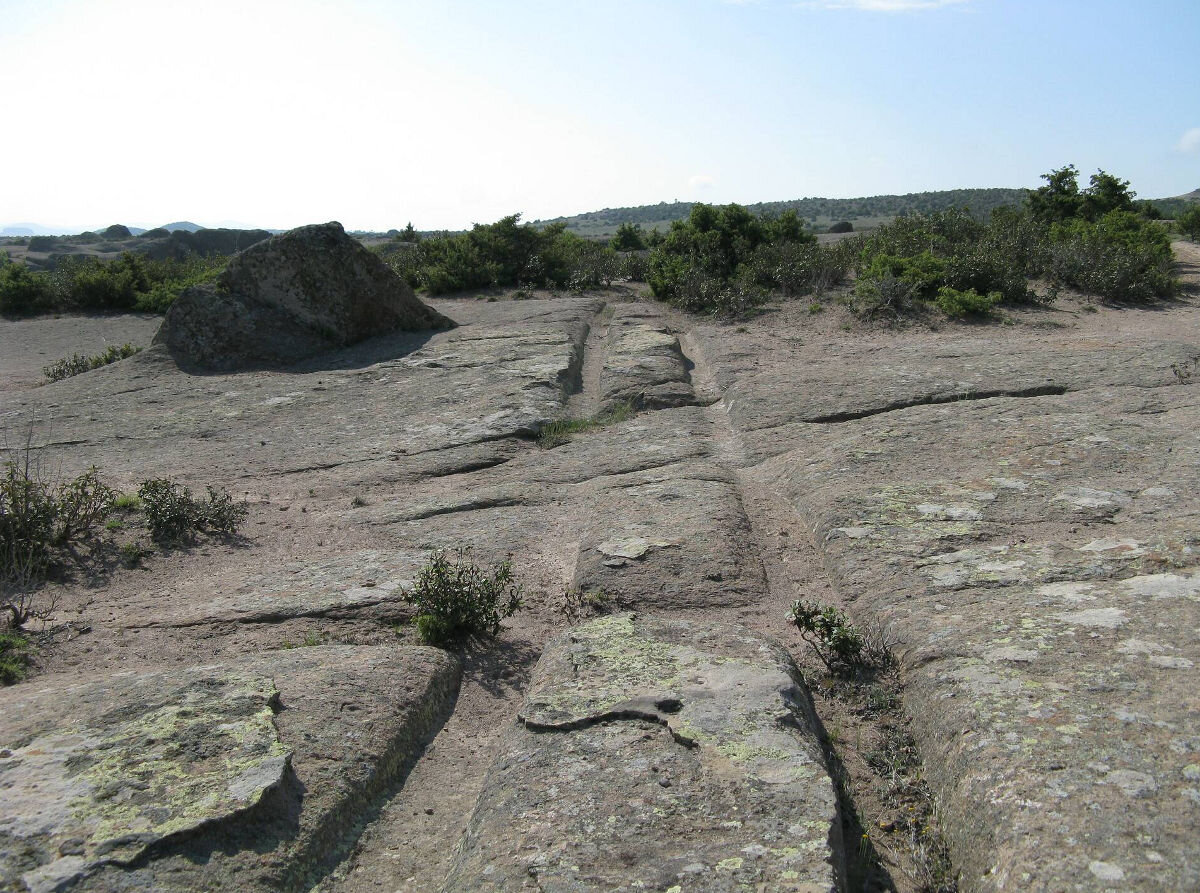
[788, 600, 887, 675]
[404, 547, 523, 647]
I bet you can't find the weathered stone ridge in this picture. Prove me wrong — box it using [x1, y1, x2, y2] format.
[444, 614, 842, 891]
[154, 221, 454, 370]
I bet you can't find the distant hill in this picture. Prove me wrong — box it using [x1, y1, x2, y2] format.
[1147, 189, 1200, 219]
[535, 188, 1031, 238]
[160, 221, 203, 233]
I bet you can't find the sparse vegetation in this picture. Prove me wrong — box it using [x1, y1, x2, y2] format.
[404, 547, 523, 647]
[558, 586, 616, 622]
[43, 343, 141, 382]
[538, 401, 636, 448]
[137, 479, 247, 544]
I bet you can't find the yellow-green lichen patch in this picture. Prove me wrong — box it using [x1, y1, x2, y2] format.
[2, 670, 290, 891]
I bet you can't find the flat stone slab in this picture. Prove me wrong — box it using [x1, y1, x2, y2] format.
[687, 324, 1200, 447]
[599, 304, 695, 412]
[573, 461, 767, 610]
[0, 645, 460, 893]
[443, 614, 841, 891]
[130, 549, 427, 627]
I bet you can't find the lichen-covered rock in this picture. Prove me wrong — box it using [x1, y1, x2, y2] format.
[154, 221, 454, 370]
[444, 614, 842, 891]
[0, 645, 460, 893]
[0, 668, 290, 893]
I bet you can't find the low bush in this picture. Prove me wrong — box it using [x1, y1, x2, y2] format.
[403, 215, 623, 295]
[43, 343, 141, 382]
[1047, 210, 1174, 302]
[851, 274, 920, 318]
[738, 240, 853, 297]
[647, 204, 815, 310]
[847, 170, 1176, 317]
[0, 262, 55, 315]
[1, 451, 114, 624]
[137, 479, 247, 544]
[935, 286, 999, 318]
[404, 548, 523, 647]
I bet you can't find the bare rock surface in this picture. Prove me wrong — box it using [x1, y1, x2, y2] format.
[443, 614, 841, 891]
[4, 247, 1200, 892]
[154, 222, 453, 370]
[0, 646, 459, 893]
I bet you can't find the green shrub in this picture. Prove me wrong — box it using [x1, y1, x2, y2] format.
[646, 203, 816, 311]
[1048, 210, 1174, 301]
[0, 263, 55, 316]
[0, 630, 31, 684]
[828, 221, 854, 234]
[43, 343, 141, 382]
[935, 286, 999, 318]
[1178, 205, 1200, 242]
[404, 548, 523, 647]
[611, 222, 647, 251]
[137, 479, 247, 544]
[2, 252, 226, 317]
[1, 453, 114, 623]
[788, 600, 869, 674]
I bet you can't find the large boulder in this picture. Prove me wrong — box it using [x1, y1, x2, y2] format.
[154, 222, 453, 370]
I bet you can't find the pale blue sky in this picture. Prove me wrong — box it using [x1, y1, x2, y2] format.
[2, 0, 1197, 231]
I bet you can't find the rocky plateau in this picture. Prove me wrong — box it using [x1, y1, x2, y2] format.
[1, 238, 1199, 892]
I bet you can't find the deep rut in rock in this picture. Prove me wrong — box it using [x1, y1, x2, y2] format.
[319, 298, 953, 892]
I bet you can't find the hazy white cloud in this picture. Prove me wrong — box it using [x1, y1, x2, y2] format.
[802, 0, 969, 10]
[1178, 128, 1200, 154]
[689, 175, 717, 190]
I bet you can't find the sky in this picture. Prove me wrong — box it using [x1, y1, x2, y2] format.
[1, 0, 1197, 232]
